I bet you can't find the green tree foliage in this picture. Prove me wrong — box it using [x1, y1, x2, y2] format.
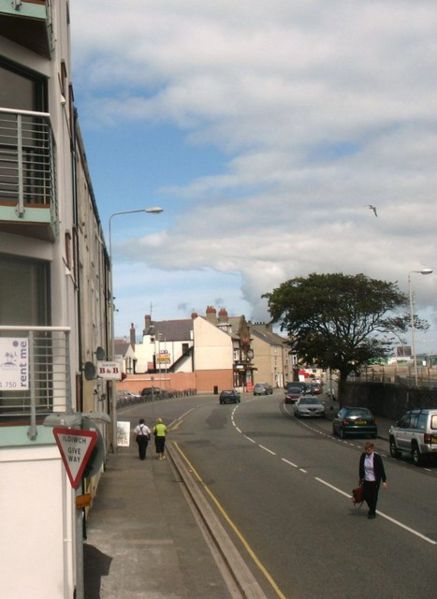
[263, 273, 426, 398]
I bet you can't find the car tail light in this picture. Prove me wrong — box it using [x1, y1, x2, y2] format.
[342, 419, 350, 425]
[424, 433, 432, 444]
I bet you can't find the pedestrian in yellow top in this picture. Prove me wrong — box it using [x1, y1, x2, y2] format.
[153, 418, 168, 460]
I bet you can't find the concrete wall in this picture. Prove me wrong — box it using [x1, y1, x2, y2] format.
[342, 381, 437, 420]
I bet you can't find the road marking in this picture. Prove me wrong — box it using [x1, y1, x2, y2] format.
[244, 435, 256, 443]
[315, 477, 437, 545]
[174, 443, 287, 598]
[299, 468, 308, 473]
[235, 426, 242, 433]
[281, 458, 298, 468]
[168, 408, 195, 431]
[259, 444, 276, 455]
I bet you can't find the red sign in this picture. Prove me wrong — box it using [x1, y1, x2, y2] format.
[53, 427, 98, 489]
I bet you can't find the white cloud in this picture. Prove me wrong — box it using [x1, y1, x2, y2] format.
[71, 1, 437, 348]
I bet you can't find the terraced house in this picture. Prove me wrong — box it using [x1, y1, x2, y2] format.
[0, 2, 111, 597]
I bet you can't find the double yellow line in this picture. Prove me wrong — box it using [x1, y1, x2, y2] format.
[173, 441, 287, 599]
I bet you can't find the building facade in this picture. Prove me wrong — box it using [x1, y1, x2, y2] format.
[0, 2, 111, 597]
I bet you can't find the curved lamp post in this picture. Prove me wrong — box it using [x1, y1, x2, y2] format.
[408, 268, 433, 386]
[108, 206, 163, 451]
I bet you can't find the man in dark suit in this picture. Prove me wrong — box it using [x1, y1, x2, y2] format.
[359, 441, 388, 518]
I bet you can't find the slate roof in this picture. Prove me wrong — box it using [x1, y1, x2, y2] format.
[250, 325, 288, 347]
[148, 319, 193, 342]
[114, 339, 130, 356]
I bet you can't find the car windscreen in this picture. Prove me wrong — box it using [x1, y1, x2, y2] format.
[300, 398, 321, 405]
[287, 387, 303, 393]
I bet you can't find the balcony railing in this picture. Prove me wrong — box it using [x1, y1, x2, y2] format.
[0, 326, 71, 440]
[0, 108, 58, 239]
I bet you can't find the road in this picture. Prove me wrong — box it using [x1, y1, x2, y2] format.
[124, 392, 437, 598]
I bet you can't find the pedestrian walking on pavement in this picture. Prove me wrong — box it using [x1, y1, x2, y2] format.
[153, 417, 168, 460]
[134, 418, 151, 460]
[359, 441, 387, 519]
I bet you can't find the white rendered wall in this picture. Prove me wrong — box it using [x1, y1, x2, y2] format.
[193, 317, 233, 370]
[0, 446, 75, 598]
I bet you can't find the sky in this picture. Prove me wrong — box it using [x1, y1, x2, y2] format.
[70, 1, 437, 352]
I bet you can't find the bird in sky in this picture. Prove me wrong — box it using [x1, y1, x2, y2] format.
[367, 204, 378, 217]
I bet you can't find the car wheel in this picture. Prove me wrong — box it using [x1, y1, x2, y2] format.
[389, 437, 400, 459]
[411, 443, 423, 466]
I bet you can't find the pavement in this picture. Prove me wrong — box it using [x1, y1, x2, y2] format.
[84, 401, 395, 599]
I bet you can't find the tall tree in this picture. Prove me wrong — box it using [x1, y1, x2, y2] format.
[263, 273, 425, 402]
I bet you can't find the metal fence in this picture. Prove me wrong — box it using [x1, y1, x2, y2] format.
[349, 365, 437, 388]
[0, 326, 71, 439]
[0, 108, 57, 219]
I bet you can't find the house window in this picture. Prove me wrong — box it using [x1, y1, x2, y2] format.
[182, 343, 189, 354]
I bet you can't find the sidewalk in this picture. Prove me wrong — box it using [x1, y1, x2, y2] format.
[84, 444, 233, 599]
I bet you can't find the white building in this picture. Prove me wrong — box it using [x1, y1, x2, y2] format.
[0, 2, 111, 597]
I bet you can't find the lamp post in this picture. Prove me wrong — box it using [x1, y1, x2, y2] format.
[108, 207, 163, 451]
[408, 268, 433, 386]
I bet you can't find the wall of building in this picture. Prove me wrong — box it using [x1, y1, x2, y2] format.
[0, 445, 74, 599]
[117, 372, 197, 394]
[193, 316, 233, 370]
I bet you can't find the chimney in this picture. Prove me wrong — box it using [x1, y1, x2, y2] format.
[130, 322, 136, 350]
[191, 312, 198, 319]
[218, 307, 228, 322]
[205, 305, 217, 324]
[143, 314, 152, 336]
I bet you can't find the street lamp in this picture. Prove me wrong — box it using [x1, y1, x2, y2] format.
[108, 206, 163, 451]
[408, 268, 433, 386]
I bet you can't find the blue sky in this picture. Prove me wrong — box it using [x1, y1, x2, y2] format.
[70, 1, 437, 352]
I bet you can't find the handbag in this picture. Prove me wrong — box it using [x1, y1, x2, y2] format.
[352, 485, 364, 505]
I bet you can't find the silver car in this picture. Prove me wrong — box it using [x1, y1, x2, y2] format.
[294, 395, 326, 418]
[389, 409, 437, 466]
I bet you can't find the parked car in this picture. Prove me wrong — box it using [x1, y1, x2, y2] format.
[294, 395, 326, 418]
[389, 409, 437, 466]
[219, 389, 241, 404]
[253, 383, 273, 396]
[284, 382, 308, 404]
[141, 387, 171, 399]
[332, 407, 377, 438]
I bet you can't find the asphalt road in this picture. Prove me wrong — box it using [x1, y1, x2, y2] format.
[123, 393, 437, 598]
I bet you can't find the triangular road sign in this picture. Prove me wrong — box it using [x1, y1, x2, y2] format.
[53, 427, 98, 489]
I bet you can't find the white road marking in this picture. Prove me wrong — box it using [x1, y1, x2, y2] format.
[244, 435, 256, 443]
[299, 468, 307, 473]
[281, 458, 298, 468]
[235, 427, 242, 433]
[315, 477, 437, 545]
[259, 444, 276, 455]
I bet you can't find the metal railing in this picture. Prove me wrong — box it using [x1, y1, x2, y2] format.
[0, 108, 57, 219]
[0, 326, 71, 439]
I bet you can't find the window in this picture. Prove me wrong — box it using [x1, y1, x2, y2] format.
[0, 58, 47, 111]
[0, 254, 50, 325]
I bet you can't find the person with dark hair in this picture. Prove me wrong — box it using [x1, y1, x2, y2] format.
[153, 418, 168, 460]
[134, 418, 151, 460]
[359, 441, 388, 519]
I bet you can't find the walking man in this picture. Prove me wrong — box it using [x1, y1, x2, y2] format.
[134, 418, 151, 460]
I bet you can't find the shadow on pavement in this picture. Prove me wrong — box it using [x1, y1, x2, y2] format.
[84, 543, 112, 599]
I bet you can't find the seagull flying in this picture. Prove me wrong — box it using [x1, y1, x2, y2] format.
[367, 204, 378, 217]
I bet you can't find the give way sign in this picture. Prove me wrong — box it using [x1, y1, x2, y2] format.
[53, 427, 98, 489]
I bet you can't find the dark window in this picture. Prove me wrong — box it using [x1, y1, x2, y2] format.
[0, 254, 50, 325]
[0, 57, 47, 111]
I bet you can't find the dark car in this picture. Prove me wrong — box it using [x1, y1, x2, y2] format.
[253, 383, 273, 396]
[332, 407, 377, 438]
[308, 382, 322, 395]
[141, 387, 171, 399]
[219, 389, 241, 404]
[284, 381, 308, 404]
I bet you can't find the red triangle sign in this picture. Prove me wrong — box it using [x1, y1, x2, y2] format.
[53, 427, 98, 489]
